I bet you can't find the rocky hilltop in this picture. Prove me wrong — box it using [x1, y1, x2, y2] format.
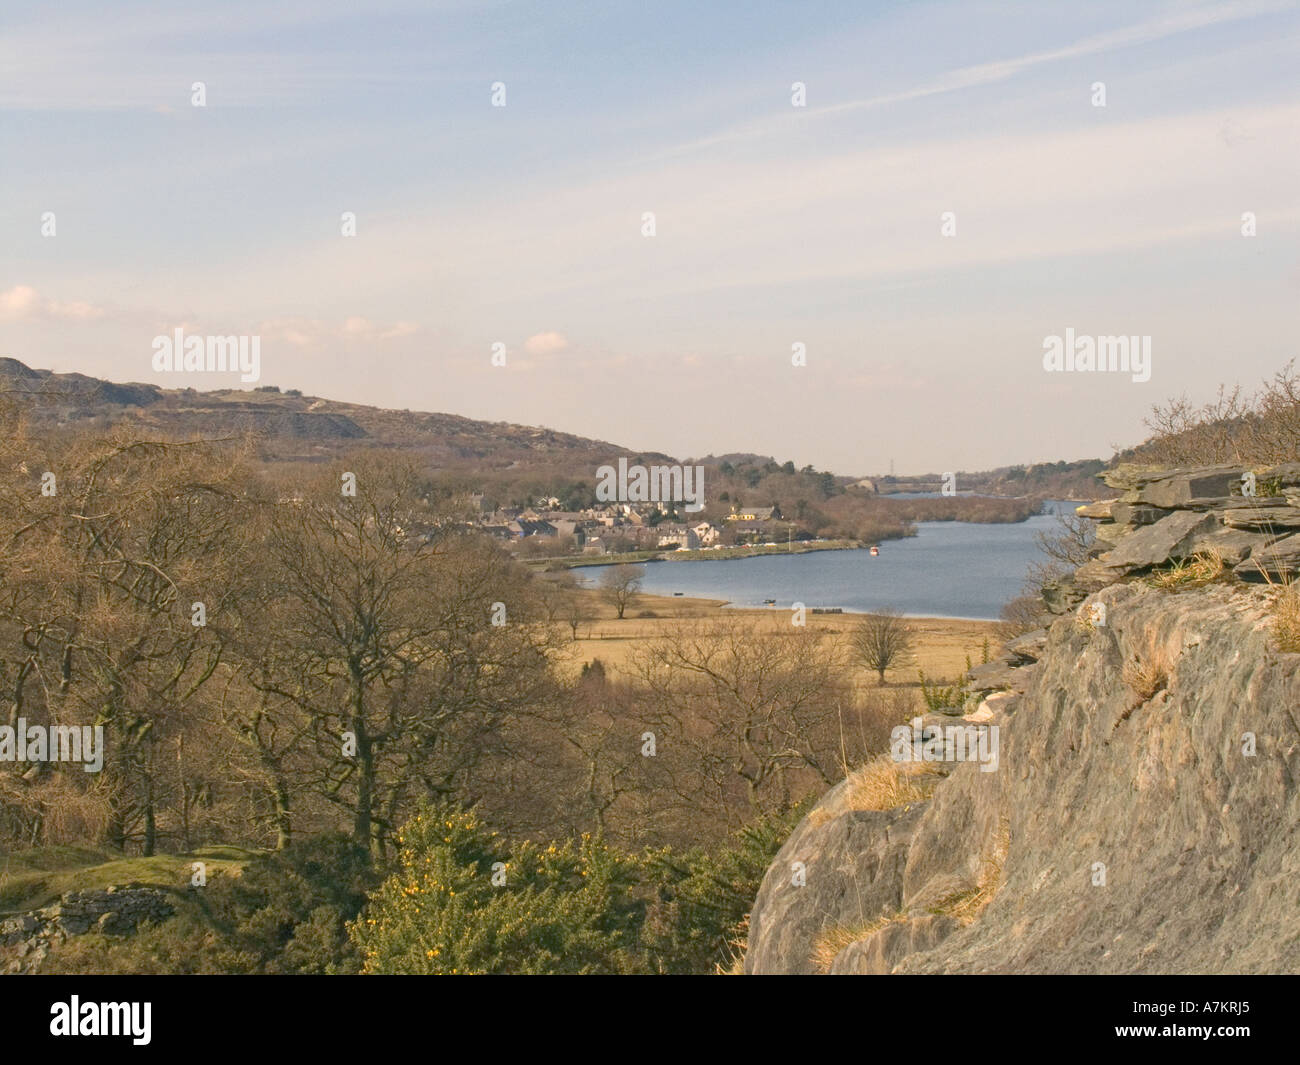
[0, 358, 641, 469]
[747, 463, 1300, 974]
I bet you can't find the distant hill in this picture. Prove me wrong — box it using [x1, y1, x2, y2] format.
[0, 358, 661, 474]
[0, 359, 1107, 503]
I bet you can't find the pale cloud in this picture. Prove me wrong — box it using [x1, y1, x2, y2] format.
[524, 331, 569, 356]
[259, 315, 420, 347]
[0, 285, 106, 322]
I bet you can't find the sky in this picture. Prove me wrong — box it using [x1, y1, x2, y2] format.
[2, 0, 1298, 475]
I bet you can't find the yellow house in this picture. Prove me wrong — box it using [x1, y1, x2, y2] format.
[725, 505, 777, 522]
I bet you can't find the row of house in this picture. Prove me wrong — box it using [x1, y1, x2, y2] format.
[466, 499, 786, 555]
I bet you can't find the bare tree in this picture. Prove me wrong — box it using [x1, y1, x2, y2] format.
[600, 563, 643, 620]
[536, 572, 593, 640]
[1024, 509, 1098, 597]
[250, 460, 559, 854]
[852, 609, 914, 685]
[630, 619, 860, 823]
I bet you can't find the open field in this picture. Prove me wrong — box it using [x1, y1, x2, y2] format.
[554, 588, 1000, 692]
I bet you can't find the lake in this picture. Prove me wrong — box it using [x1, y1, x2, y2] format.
[604, 501, 1077, 621]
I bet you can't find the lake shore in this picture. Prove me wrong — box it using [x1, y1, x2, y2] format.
[528, 538, 868, 570]
[559, 588, 1001, 693]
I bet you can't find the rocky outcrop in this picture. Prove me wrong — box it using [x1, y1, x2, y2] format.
[0, 887, 174, 974]
[747, 464, 1300, 974]
[1045, 464, 1300, 610]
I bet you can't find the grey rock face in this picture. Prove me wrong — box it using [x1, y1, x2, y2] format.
[748, 584, 1300, 974]
[744, 780, 924, 975]
[1074, 511, 1219, 589]
[1222, 506, 1300, 530]
[1234, 533, 1300, 581]
[1041, 578, 1086, 615]
[1186, 525, 1283, 566]
[1003, 629, 1047, 662]
[966, 659, 1035, 695]
[1109, 502, 1168, 527]
[1102, 465, 1245, 506]
[830, 914, 961, 974]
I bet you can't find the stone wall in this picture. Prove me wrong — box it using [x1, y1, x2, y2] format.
[0, 887, 174, 974]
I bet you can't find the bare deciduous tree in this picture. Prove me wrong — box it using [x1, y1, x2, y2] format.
[600, 563, 643, 620]
[630, 619, 862, 823]
[852, 609, 914, 685]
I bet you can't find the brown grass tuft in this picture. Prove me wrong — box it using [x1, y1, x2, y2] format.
[810, 913, 905, 972]
[1146, 549, 1225, 590]
[1122, 629, 1178, 708]
[1269, 583, 1300, 653]
[844, 753, 943, 812]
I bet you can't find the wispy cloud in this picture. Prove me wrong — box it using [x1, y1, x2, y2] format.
[660, 0, 1296, 157]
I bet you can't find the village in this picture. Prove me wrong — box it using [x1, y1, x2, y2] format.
[462, 494, 799, 558]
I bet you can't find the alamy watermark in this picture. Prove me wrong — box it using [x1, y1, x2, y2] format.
[151, 328, 261, 383]
[0, 719, 103, 772]
[1042, 328, 1150, 383]
[595, 458, 704, 512]
[890, 715, 999, 772]
[50, 997, 150, 1045]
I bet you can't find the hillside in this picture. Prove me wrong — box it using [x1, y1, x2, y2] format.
[0, 358, 649, 471]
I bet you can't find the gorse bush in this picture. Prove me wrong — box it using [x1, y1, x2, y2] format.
[918, 669, 970, 713]
[638, 803, 807, 974]
[349, 800, 807, 975]
[351, 804, 646, 974]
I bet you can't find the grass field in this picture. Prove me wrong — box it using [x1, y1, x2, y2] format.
[554, 588, 999, 691]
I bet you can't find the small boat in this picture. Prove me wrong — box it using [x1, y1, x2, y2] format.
[762, 598, 776, 605]
[869, 545, 880, 556]
[673, 592, 684, 596]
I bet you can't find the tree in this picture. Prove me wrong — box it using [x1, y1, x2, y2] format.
[249, 460, 558, 854]
[630, 619, 857, 821]
[600, 564, 643, 620]
[535, 572, 593, 641]
[852, 609, 914, 685]
[0, 426, 256, 854]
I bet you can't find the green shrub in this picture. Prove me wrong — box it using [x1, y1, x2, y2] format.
[638, 804, 805, 973]
[350, 803, 646, 974]
[918, 669, 970, 713]
[349, 801, 807, 975]
[42, 833, 374, 975]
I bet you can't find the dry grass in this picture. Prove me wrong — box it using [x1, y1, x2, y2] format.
[562, 588, 998, 685]
[1270, 583, 1300, 653]
[1146, 549, 1226, 590]
[1247, 558, 1300, 654]
[843, 753, 943, 812]
[927, 814, 1011, 924]
[809, 815, 1010, 972]
[713, 913, 750, 975]
[810, 913, 905, 972]
[1122, 654, 1170, 706]
[1121, 631, 1178, 708]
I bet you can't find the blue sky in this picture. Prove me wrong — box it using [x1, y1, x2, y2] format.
[2, 0, 1298, 473]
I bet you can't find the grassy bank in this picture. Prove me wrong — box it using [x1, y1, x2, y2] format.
[0, 845, 257, 914]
